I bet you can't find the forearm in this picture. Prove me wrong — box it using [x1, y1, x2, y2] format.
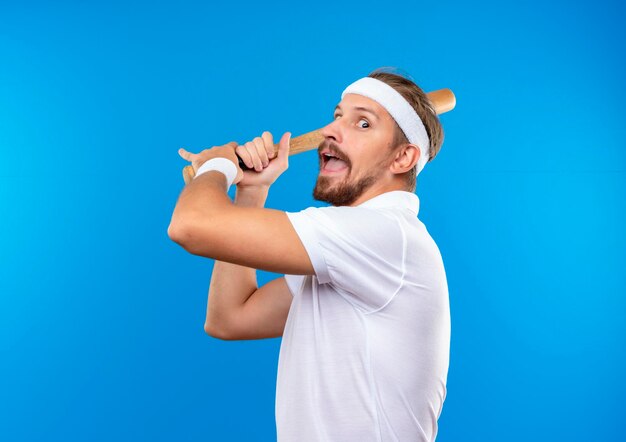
[170, 171, 232, 231]
[204, 186, 269, 330]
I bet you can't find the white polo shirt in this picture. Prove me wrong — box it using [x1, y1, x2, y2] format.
[276, 190, 450, 442]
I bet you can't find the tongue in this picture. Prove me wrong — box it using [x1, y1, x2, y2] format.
[325, 157, 348, 172]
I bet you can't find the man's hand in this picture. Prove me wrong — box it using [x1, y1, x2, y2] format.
[178, 141, 244, 185]
[177, 131, 291, 189]
[235, 131, 291, 191]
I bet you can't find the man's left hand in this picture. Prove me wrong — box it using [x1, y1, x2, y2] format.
[178, 141, 244, 184]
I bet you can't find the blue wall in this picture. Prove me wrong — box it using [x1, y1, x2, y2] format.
[1, 1, 624, 440]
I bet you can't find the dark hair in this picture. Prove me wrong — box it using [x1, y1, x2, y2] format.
[368, 67, 444, 191]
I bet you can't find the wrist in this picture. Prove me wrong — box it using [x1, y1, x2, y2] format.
[195, 157, 238, 188]
[236, 184, 270, 193]
[235, 185, 269, 207]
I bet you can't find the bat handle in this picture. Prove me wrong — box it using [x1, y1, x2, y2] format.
[236, 154, 251, 171]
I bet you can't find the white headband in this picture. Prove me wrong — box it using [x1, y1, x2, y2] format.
[341, 77, 430, 175]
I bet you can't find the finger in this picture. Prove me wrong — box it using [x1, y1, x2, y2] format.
[236, 144, 254, 169]
[233, 166, 244, 185]
[182, 165, 194, 184]
[245, 141, 263, 172]
[178, 147, 195, 162]
[262, 131, 276, 159]
[277, 132, 291, 165]
[252, 137, 269, 167]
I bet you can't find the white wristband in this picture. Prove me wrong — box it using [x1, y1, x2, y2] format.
[194, 157, 238, 188]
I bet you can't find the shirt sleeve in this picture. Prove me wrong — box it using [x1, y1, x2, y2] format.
[285, 205, 406, 312]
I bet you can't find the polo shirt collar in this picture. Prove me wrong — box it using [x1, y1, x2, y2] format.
[356, 190, 420, 215]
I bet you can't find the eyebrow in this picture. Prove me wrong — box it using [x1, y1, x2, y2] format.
[334, 104, 379, 121]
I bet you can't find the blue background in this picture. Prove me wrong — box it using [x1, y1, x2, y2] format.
[1, 1, 624, 440]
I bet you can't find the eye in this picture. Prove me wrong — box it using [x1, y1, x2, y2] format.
[358, 118, 370, 129]
[333, 114, 341, 120]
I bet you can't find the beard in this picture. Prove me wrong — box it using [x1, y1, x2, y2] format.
[312, 140, 386, 206]
[313, 172, 379, 206]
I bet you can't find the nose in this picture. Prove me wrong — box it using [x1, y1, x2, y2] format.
[320, 118, 342, 144]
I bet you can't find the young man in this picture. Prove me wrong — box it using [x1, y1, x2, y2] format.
[169, 70, 451, 442]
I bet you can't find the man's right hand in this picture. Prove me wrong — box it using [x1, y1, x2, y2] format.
[235, 131, 291, 191]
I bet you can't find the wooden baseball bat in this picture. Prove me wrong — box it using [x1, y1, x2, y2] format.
[182, 88, 456, 183]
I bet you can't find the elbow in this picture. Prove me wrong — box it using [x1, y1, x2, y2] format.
[168, 211, 218, 255]
[204, 321, 239, 341]
[168, 221, 188, 246]
[168, 207, 196, 242]
[168, 216, 201, 253]
[168, 224, 194, 253]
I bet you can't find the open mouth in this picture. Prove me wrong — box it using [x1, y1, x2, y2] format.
[321, 152, 349, 173]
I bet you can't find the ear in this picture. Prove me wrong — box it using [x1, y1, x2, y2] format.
[389, 143, 421, 175]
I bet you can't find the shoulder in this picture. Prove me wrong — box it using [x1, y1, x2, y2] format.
[286, 204, 405, 255]
[288, 204, 399, 227]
